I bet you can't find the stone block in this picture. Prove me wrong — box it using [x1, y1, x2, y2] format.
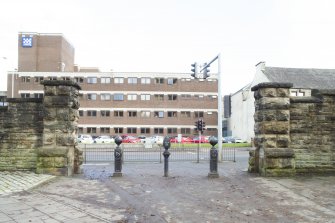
[260, 121, 289, 134]
[56, 134, 75, 146]
[276, 88, 290, 97]
[276, 110, 290, 121]
[44, 85, 57, 96]
[259, 88, 277, 97]
[37, 147, 69, 157]
[265, 157, 295, 169]
[260, 168, 296, 177]
[264, 147, 295, 158]
[259, 97, 290, 110]
[57, 85, 72, 96]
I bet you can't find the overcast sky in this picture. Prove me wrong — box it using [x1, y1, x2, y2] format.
[1, 0, 335, 94]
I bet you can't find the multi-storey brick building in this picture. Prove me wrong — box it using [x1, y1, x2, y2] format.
[7, 32, 219, 137]
[7, 71, 219, 137]
[18, 32, 75, 72]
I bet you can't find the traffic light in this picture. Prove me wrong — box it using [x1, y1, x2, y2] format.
[197, 119, 203, 131]
[191, 62, 198, 78]
[203, 63, 210, 79]
[202, 121, 206, 133]
[194, 120, 199, 131]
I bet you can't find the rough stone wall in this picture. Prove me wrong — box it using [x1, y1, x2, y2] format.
[0, 98, 43, 171]
[250, 82, 335, 176]
[290, 89, 335, 174]
[0, 80, 82, 176]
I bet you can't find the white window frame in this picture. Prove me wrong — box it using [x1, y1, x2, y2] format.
[141, 77, 151, 84]
[140, 94, 150, 101]
[127, 94, 137, 101]
[114, 77, 124, 84]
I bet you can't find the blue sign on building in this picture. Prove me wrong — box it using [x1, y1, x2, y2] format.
[22, 36, 33, 47]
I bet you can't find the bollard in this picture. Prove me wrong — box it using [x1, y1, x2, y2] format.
[162, 136, 171, 177]
[208, 136, 219, 178]
[113, 136, 123, 177]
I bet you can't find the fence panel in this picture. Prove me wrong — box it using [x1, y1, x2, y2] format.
[79, 144, 236, 163]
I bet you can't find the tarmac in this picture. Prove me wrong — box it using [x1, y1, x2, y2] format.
[0, 152, 335, 223]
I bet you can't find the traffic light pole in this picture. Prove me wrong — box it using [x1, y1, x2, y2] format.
[191, 54, 222, 162]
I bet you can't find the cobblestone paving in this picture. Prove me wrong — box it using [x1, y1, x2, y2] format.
[0, 171, 55, 196]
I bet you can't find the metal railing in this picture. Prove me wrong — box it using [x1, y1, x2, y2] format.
[80, 143, 236, 164]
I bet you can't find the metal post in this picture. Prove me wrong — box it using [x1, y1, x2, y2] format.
[162, 136, 171, 177]
[217, 53, 223, 162]
[208, 136, 219, 178]
[113, 136, 123, 177]
[197, 131, 200, 163]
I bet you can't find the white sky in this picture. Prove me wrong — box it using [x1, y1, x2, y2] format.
[1, 0, 335, 94]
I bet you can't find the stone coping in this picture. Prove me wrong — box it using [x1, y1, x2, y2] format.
[251, 82, 293, 91]
[41, 80, 82, 90]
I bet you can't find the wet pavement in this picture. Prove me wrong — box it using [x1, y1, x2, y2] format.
[0, 151, 335, 222]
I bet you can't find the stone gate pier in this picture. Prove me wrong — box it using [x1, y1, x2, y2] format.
[0, 80, 82, 176]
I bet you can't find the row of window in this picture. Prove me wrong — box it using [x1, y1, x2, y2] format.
[21, 76, 217, 85]
[80, 110, 214, 118]
[84, 93, 217, 101]
[79, 127, 217, 135]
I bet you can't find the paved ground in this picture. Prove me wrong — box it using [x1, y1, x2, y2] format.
[0, 151, 335, 222]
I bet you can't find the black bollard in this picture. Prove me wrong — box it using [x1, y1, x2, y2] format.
[208, 136, 219, 178]
[113, 136, 123, 177]
[162, 136, 171, 177]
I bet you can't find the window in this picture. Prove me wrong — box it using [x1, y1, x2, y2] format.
[167, 128, 177, 134]
[87, 110, 97, 117]
[168, 111, 177, 117]
[141, 77, 151, 84]
[181, 128, 191, 134]
[22, 76, 30, 83]
[127, 128, 137, 134]
[154, 111, 164, 118]
[128, 77, 138, 84]
[207, 111, 213, 115]
[34, 76, 44, 82]
[100, 127, 110, 134]
[49, 76, 57, 80]
[114, 127, 123, 134]
[62, 77, 71, 81]
[155, 78, 164, 84]
[75, 77, 84, 83]
[78, 127, 84, 134]
[34, 93, 43, 98]
[140, 111, 150, 118]
[140, 128, 150, 134]
[127, 94, 137, 101]
[168, 94, 177, 101]
[181, 111, 191, 118]
[87, 77, 97, 84]
[154, 94, 164, 101]
[101, 77, 111, 84]
[154, 128, 164, 134]
[140, 94, 150, 101]
[114, 77, 124, 84]
[87, 127, 97, 134]
[181, 94, 191, 100]
[194, 111, 204, 118]
[101, 94, 111, 101]
[128, 111, 137, 117]
[181, 78, 191, 82]
[167, 78, 177, 85]
[114, 111, 124, 117]
[195, 95, 204, 99]
[113, 94, 124, 101]
[79, 110, 84, 117]
[20, 93, 30, 98]
[208, 95, 217, 100]
[100, 110, 110, 117]
[207, 128, 216, 132]
[87, 93, 97, 100]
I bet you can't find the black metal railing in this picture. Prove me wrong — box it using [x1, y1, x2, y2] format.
[80, 143, 236, 164]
